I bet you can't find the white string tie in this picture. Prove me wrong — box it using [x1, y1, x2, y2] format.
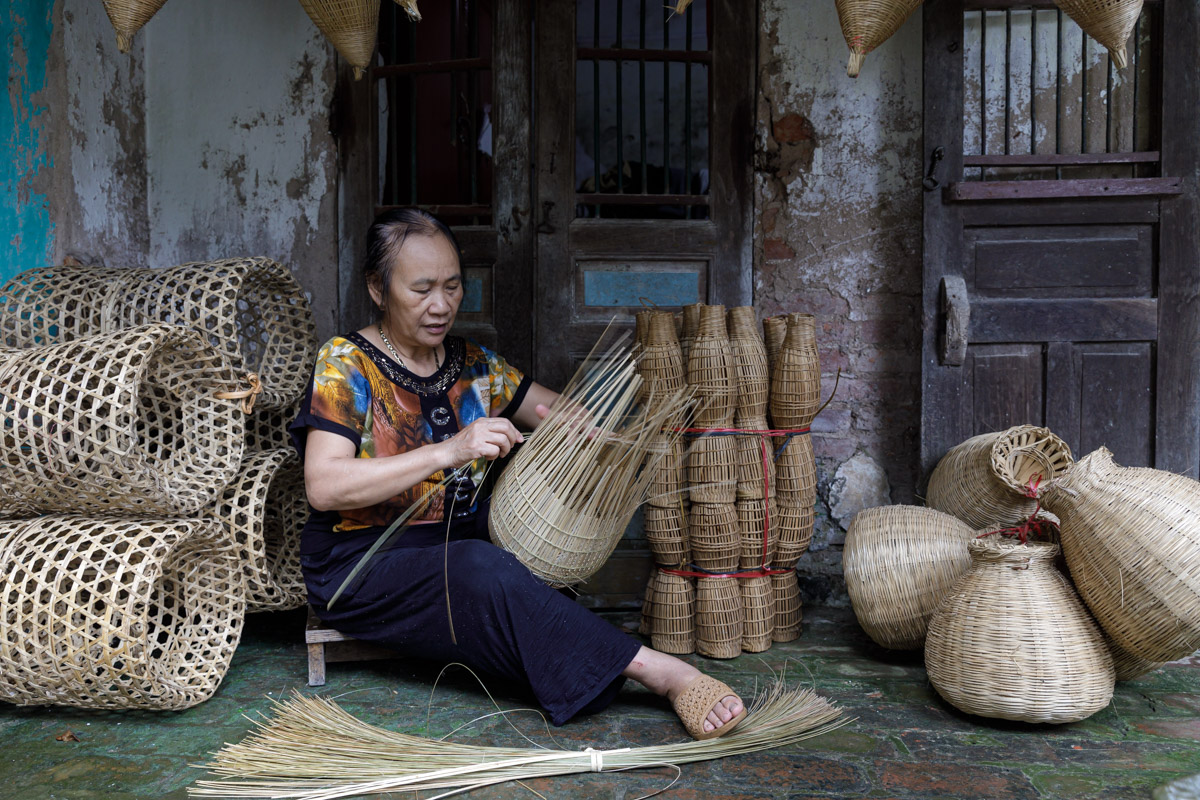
[581, 746, 629, 772]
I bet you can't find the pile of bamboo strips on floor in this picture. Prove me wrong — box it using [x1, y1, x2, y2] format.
[637, 305, 822, 658]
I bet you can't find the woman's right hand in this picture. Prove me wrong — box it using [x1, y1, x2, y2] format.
[444, 417, 524, 469]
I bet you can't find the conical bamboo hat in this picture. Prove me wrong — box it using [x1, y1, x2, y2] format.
[102, 0, 170, 53]
[1055, 0, 1143, 69]
[298, 0, 381, 81]
[834, 0, 923, 78]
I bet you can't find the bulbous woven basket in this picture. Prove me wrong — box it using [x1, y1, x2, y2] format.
[211, 449, 308, 613]
[835, 0, 923, 78]
[925, 538, 1115, 723]
[695, 576, 743, 659]
[688, 502, 739, 573]
[842, 505, 975, 650]
[647, 571, 695, 655]
[644, 504, 689, 567]
[687, 305, 736, 428]
[773, 503, 815, 569]
[0, 266, 127, 347]
[101, 0, 169, 52]
[1040, 447, 1200, 663]
[0, 324, 247, 516]
[926, 425, 1073, 530]
[727, 306, 769, 419]
[733, 416, 776, 500]
[1055, 0, 1143, 69]
[298, 0, 381, 80]
[769, 314, 821, 430]
[771, 571, 803, 642]
[737, 496, 778, 569]
[1108, 636, 1164, 682]
[741, 575, 774, 653]
[686, 435, 737, 504]
[0, 515, 245, 710]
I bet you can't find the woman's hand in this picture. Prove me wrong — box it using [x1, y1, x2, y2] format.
[444, 417, 524, 469]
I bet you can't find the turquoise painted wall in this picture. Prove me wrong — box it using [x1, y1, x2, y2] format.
[2, 1, 54, 284]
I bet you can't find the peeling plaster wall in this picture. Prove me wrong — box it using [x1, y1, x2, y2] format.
[756, 1, 923, 605]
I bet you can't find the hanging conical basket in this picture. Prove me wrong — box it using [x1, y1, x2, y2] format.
[1055, 0, 1143, 69]
[102, 0, 170, 53]
[695, 576, 743, 659]
[926, 425, 1073, 530]
[769, 314, 821, 430]
[843, 505, 976, 650]
[0, 514, 244, 710]
[741, 575, 774, 653]
[298, 0, 381, 80]
[771, 571, 803, 642]
[646, 571, 695, 655]
[644, 503, 689, 567]
[835, 0, 924, 78]
[925, 538, 1115, 723]
[1040, 447, 1200, 663]
[727, 307, 769, 420]
[687, 305, 736, 428]
[0, 324, 247, 517]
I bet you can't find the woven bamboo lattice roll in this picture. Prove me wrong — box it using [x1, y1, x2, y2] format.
[680, 303, 702, 366]
[489, 335, 693, 587]
[926, 425, 1073, 530]
[101, 0, 170, 52]
[741, 575, 775, 653]
[763, 315, 787, 377]
[773, 503, 815, 569]
[109, 258, 317, 409]
[842, 505, 976, 650]
[686, 434, 737, 504]
[734, 417, 776, 499]
[687, 305, 736, 428]
[646, 435, 686, 508]
[0, 324, 247, 517]
[1040, 447, 1200, 663]
[925, 538, 1115, 723]
[772, 571, 803, 642]
[0, 266, 129, 348]
[644, 504, 689, 567]
[636, 311, 686, 408]
[1055, 0, 1143, 69]
[688, 502, 739, 573]
[246, 399, 301, 452]
[0, 514, 245, 710]
[769, 313, 821, 430]
[647, 571, 696, 655]
[727, 306, 770, 420]
[737, 496, 779, 569]
[212, 449, 308, 613]
[835, 0, 924, 78]
[298, 0, 381, 80]
[695, 577, 743, 659]
[775, 433, 817, 505]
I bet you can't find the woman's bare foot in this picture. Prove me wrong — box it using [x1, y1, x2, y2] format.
[622, 646, 744, 734]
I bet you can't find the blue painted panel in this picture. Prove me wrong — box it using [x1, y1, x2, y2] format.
[583, 271, 699, 308]
[1, 2, 55, 284]
[460, 276, 483, 314]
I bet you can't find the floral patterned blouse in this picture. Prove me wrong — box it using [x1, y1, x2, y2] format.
[290, 332, 529, 550]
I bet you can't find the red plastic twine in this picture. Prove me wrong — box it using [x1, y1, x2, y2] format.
[975, 475, 1058, 545]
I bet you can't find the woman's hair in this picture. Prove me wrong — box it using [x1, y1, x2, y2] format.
[364, 208, 462, 309]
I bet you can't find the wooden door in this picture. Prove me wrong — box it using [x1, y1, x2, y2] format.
[920, 0, 1200, 481]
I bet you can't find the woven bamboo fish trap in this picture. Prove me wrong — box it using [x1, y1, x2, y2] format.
[489, 337, 692, 587]
[741, 576, 774, 653]
[0, 266, 128, 347]
[212, 449, 308, 613]
[842, 505, 975, 650]
[634, 310, 652, 352]
[246, 399, 301, 452]
[737, 496, 778, 569]
[772, 571, 803, 642]
[644, 504, 689, 567]
[0, 514, 244, 710]
[728, 307, 769, 420]
[647, 571, 696, 655]
[1040, 447, 1200, 663]
[1055, 0, 1143, 69]
[763, 315, 787, 377]
[925, 538, 1115, 723]
[637, 311, 686, 408]
[686, 434, 737, 504]
[769, 314, 821, 430]
[776, 434, 817, 505]
[102, 0, 169, 52]
[639, 573, 656, 636]
[734, 418, 776, 499]
[688, 502, 739, 573]
[687, 305, 736, 428]
[298, 0, 381, 80]
[0, 324, 247, 517]
[773, 503, 815, 569]
[695, 577, 743, 659]
[646, 435, 686, 507]
[835, 0, 924, 78]
[926, 425, 1073, 530]
[680, 303, 702, 366]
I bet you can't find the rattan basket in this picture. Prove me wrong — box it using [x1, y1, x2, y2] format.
[212, 449, 308, 613]
[769, 314, 821, 430]
[763, 315, 787, 377]
[644, 504, 689, 567]
[647, 571, 695, 655]
[776, 434, 817, 505]
[695, 577, 743, 659]
[686, 434, 737, 505]
[926, 425, 1073, 530]
[733, 418, 776, 500]
[102, 0, 169, 52]
[728, 307, 769, 420]
[1108, 637, 1164, 682]
[925, 538, 1115, 723]
[687, 305, 736, 428]
[1040, 447, 1200, 663]
[835, 0, 923, 78]
[0, 514, 244, 710]
[1055, 0, 1143, 69]
[0, 266, 127, 347]
[298, 0, 381, 80]
[772, 503, 815, 569]
[737, 496, 778, 569]
[688, 502, 739, 573]
[0, 324, 247, 516]
[741, 575, 774, 653]
[637, 312, 686, 407]
[680, 304, 702, 366]
[646, 435, 686, 508]
[842, 505, 975, 650]
[771, 571, 803, 642]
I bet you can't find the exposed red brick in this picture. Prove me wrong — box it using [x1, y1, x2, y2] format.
[763, 237, 795, 260]
[773, 112, 815, 144]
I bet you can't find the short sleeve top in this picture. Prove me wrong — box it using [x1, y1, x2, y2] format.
[290, 332, 529, 545]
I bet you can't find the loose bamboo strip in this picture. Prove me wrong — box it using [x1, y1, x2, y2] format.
[695, 576, 743, 659]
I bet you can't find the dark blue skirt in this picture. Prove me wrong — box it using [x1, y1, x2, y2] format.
[301, 506, 641, 726]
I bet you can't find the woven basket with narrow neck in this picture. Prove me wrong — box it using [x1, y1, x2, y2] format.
[773, 503, 815, 569]
[727, 306, 769, 419]
[637, 311, 685, 408]
[644, 504, 689, 568]
[1055, 0, 1143, 69]
[925, 538, 1115, 723]
[687, 305, 736, 427]
[769, 314, 821, 429]
[101, 0, 169, 52]
[733, 416, 776, 500]
[835, 0, 923, 78]
[679, 303, 702, 366]
[763, 315, 787, 377]
[1040, 447, 1200, 663]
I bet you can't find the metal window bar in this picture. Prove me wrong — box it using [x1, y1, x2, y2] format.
[683, 8, 693, 219]
[639, 0, 647, 194]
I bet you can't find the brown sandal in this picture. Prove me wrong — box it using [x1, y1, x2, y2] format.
[671, 675, 747, 740]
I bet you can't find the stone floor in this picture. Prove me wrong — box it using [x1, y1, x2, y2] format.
[2, 606, 1198, 800]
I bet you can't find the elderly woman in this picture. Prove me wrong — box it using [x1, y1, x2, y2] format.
[290, 208, 744, 739]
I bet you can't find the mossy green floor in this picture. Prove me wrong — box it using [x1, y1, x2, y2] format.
[2, 606, 1197, 799]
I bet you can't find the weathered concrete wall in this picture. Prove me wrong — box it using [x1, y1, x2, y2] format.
[756, 1, 924, 605]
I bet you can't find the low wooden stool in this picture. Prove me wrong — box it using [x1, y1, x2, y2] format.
[305, 607, 396, 686]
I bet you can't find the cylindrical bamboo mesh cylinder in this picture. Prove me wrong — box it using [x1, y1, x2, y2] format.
[648, 571, 696, 655]
[680, 303, 702, 366]
[688, 502, 739, 573]
[0, 515, 245, 710]
[727, 306, 769, 420]
[737, 496, 779, 569]
[687, 305, 736, 428]
[645, 503, 689, 567]
[646, 435, 686, 508]
[763, 315, 787, 376]
[0, 265, 128, 347]
[741, 576, 775, 653]
[637, 312, 686, 408]
[772, 571, 803, 642]
[775, 433, 817, 505]
[769, 313, 821, 429]
[686, 435, 737, 504]
[773, 504, 815, 568]
[695, 577, 743, 659]
[734, 420, 776, 500]
[246, 399, 301, 452]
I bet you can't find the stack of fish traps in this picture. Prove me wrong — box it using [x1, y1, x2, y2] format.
[638, 306, 822, 659]
[844, 424, 1200, 724]
[0, 259, 317, 710]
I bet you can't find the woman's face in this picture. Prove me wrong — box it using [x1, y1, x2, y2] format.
[370, 233, 463, 350]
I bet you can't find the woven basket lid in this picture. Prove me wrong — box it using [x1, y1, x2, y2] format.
[1055, 0, 1143, 69]
[102, 0, 170, 53]
[298, 0, 381, 80]
[834, 0, 923, 78]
